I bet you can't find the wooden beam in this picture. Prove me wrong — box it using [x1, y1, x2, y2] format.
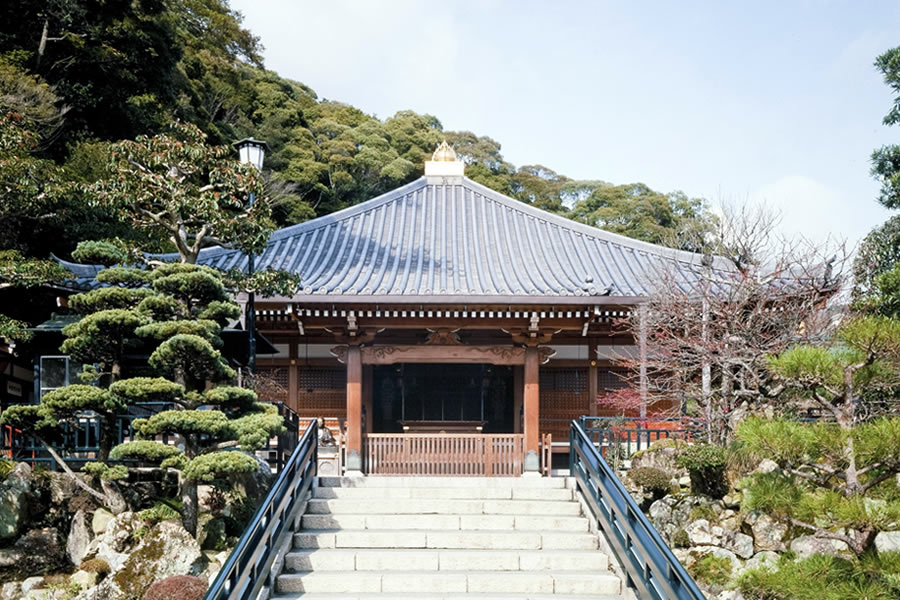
[345, 345, 363, 473]
[523, 347, 540, 473]
[333, 345, 555, 366]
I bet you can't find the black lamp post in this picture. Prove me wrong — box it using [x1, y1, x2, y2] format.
[233, 137, 268, 374]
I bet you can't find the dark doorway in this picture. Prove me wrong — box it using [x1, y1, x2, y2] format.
[372, 364, 514, 433]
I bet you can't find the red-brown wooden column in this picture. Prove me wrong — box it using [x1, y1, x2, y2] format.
[523, 346, 540, 474]
[345, 345, 363, 474]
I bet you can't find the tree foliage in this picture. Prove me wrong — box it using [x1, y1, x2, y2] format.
[737, 315, 900, 556]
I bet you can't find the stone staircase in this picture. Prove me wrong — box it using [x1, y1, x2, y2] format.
[272, 476, 626, 599]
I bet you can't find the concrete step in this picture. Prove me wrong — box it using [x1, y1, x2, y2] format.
[276, 570, 622, 595]
[293, 530, 599, 551]
[313, 486, 575, 501]
[284, 549, 608, 572]
[301, 514, 589, 532]
[318, 477, 568, 489]
[306, 499, 582, 516]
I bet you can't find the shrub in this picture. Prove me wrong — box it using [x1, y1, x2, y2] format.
[689, 553, 733, 587]
[738, 551, 900, 600]
[677, 443, 728, 498]
[80, 558, 111, 577]
[0, 459, 14, 479]
[138, 501, 181, 525]
[689, 504, 718, 522]
[82, 461, 128, 481]
[141, 575, 207, 600]
[628, 466, 672, 496]
[671, 528, 691, 548]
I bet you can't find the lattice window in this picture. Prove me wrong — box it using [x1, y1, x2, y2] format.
[300, 368, 346, 390]
[296, 367, 346, 418]
[598, 369, 629, 392]
[539, 368, 588, 394]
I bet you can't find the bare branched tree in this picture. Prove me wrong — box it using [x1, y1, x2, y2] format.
[615, 204, 849, 445]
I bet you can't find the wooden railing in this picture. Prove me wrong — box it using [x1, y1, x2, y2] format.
[365, 433, 524, 476]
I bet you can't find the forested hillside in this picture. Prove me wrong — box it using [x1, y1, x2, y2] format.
[0, 0, 714, 261]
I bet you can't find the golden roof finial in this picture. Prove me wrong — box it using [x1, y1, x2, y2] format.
[431, 140, 457, 162]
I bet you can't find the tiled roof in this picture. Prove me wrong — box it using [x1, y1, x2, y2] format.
[193, 176, 726, 304]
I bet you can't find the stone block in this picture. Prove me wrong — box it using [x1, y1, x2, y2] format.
[438, 550, 519, 571]
[519, 550, 607, 571]
[467, 572, 554, 593]
[356, 550, 439, 571]
[553, 572, 622, 595]
[382, 572, 466, 593]
[426, 531, 541, 550]
[337, 530, 426, 548]
[514, 515, 588, 532]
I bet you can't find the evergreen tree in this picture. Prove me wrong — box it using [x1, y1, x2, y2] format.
[738, 316, 900, 556]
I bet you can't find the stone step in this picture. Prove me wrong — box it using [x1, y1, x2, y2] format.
[301, 514, 589, 532]
[307, 499, 582, 516]
[276, 570, 622, 595]
[272, 595, 623, 600]
[284, 549, 608, 572]
[293, 530, 599, 551]
[313, 486, 575, 501]
[318, 477, 568, 489]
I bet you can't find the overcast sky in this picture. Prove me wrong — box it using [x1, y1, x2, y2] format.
[230, 0, 900, 247]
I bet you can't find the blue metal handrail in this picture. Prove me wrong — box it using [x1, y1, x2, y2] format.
[570, 419, 705, 600]
[204, 419, 317, 600]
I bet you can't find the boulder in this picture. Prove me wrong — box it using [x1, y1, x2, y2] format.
[743, 550, 780, 573]
[14, 527, 67, 573]
[81, 521, 204, 600]
[722, 493, 742, 509]
[648, 498, 673, 531]
[92, 508, 115, 536]
[20, 577, 43, 596]
[683, 545, 742, 572]
[753, 459, 779, 475]
[71, 569, 98, 589]
[630, 439, 689, 478]
[90, 511, 141, 571]
[0, 582, 22, 600]
[0, 548, 23, 567]
[875, 531, 900, 553]
[789, 535, 853, 559]
[723, 532, 755, 559]
[744, 511, 788, 552]
[67, 509, 93, 566]
[0, 463, 31, 541]
[686, 519, 713, 545]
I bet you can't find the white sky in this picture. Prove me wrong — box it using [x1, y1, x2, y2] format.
[229, 0, 900, 247]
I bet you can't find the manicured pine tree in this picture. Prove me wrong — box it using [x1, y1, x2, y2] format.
[108, 261, 284, 536]
[737, 315, 900, 556]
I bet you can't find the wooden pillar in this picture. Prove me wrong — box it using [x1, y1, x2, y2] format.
[588, 339, 598, 417]
[288, 342, 298, 413]
[345, 345, 363, 474]
[523, 347, 540, 474]
[639, 304, 648, 421]
[513, 366, 523, 433]
[363, 366, 374, 434]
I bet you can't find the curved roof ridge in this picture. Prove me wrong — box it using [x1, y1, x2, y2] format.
[459, 176, 723, 269]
